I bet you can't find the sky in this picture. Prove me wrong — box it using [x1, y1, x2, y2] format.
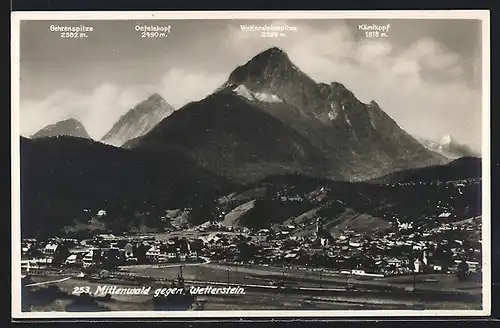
[19, 18, 483, 151]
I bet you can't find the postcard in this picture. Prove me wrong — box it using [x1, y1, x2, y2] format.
[11, 10, 490, 319]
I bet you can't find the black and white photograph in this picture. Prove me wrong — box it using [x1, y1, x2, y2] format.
[11, 11, 490, 318]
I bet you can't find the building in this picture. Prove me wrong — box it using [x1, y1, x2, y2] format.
[414, 258, 423, 273]
[95, 234, 118, 243]
[454, 260, 480, 273]
[146, 244, 182, 263]
[21, 243, 31, 257]
[145, 246, 161, 262]
[82, 248, 103, 268]
[102, 247, 124, 268]
[42, 242, 70, 266]
[314, 217, 335, 247]
[21, 259, 39, 275]
[188, 250, 199, 261]
[43, 242, 59, 256]
[64, 254, 79, 266]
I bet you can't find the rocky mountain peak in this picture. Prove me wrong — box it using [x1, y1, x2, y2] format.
[100, 93, 174, 147]
[227, 47, 300, 85]
[31, 118, 91, 139]
[253, 46, 288, 61]
[146, 92, 166, 102]
[139, 93, 168, 109]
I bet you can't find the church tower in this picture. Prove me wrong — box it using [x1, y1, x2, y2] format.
[315, 217, 328, 246]
[316, 217, 322, 235]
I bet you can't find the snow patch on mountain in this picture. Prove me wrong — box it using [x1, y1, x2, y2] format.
[233, 85, 254, 101]
[253, 92, 283, 103]
[327, 111, 338, 120]
[414, 134, 478, 160]
[345, 116, 352, 127]
[327, 103, 339, 120]
[232, 85, 282, 103]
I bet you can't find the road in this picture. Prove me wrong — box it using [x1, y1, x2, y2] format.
[23, 257, 212, 288]
[24, 276, 72, 287]
[119, 257, 211, 270]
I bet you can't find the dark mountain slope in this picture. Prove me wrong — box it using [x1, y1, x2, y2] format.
[124, 93, 331, 183]
[369, 157, 482, 184]
[20, 136, 235, 238]
[215, 173, 481, 234]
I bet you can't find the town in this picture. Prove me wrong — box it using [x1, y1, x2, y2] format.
[21, 212, 482, 280]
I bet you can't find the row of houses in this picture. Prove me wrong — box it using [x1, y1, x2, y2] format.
[21, 236, 202, 269]
[145, 245, 198, 263]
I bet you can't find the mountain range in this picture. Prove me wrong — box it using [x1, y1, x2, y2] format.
[124, 47, 447, 183]
[19, 47, 482, 237]
[29, 94, 175, 147]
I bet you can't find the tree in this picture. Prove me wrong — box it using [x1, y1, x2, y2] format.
[237, 242, 258, 261]
[456, 260, 469, 281]
[27, 247, 43, 258]
[53, 244, 71, 266]
[133, 243, 150, 264]
[189, 198, 218, 225]
[433, 245, 454, 270]
[102, 248, 122, 270]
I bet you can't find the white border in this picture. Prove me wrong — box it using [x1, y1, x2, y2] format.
[11, 10, 491, 319]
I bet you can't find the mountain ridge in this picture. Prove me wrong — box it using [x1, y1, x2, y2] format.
[368, 156, 481, 184]
[213, 166, 481, 233]
[125, 47, 447, 183]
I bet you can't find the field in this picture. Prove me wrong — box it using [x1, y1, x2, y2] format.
[21, 262, 482, 312]
[119, 261, 481, 292]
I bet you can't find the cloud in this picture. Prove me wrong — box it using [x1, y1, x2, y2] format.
[20, 84, 149, 139]
[20, 69, 227, 139]
[156, 68, 227, 108]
